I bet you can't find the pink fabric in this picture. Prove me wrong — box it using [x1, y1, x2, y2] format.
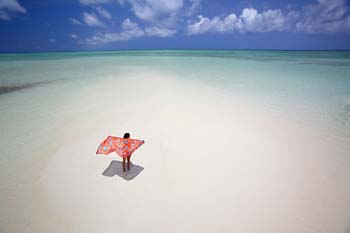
[96, 136, 144, 158]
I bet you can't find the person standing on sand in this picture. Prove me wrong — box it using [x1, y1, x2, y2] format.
[96, 132, 144, 172]
[122, 132, 131, 172]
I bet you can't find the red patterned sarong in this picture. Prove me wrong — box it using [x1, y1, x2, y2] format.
[96, 136, 144, 158]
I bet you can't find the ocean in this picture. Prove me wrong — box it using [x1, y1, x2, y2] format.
[0, 50, 349, 233]
[1, 50, 349, 160]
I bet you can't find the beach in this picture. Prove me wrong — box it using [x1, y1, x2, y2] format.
[0, 51, 349, 233]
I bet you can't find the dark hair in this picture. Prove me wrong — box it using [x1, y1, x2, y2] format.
[123, 133, 130, 138]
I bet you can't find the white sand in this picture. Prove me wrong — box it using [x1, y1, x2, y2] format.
[2, 71, 350, 233]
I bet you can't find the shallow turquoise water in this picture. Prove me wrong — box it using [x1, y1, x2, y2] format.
[0, 50, 349, 161]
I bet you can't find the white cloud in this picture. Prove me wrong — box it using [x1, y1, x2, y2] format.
[127, 0, 183, 22]
[187, 14, 237, 35]
[0, 0, 26, 21]
[96, 6, 112, 19]
[295, 0, 350, 34]
[121, 18, 139, 30]
[82, 12, 105, 27]
[86, 18, 179, 44]
[188, 8, 286, 35]
[187, 0, 350, 35]
[86, 18, 144, 44]
[49, 38, 56, 43]
[76, 0, 200, 34]
[69, 17, 81, 25]
[241, 8, 286, 32]
[187, 0, 201, 16]
[145, 26, 176, 37]
[78, 0, 348, 42]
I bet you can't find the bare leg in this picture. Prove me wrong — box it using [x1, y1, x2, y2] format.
[127, 156, 131, 170]
[122, 157, 126, 172]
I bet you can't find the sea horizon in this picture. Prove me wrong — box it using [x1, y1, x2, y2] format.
[1, 48, 350, 55]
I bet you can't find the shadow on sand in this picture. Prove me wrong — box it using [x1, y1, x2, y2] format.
[102, 160, 144, 181]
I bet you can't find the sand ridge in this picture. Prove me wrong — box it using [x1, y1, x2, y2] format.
[38, 72, 350, 233]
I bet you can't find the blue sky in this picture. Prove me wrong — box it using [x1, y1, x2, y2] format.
[0, 0, 349, 52]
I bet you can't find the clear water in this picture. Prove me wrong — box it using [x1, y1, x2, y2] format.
[0, 50, 349, 162]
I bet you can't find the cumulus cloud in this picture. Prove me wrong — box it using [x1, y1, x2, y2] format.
[80, 0, 348, 45]
[95, 6, 112, 19]
[86, 18, 144, 44]
[295, 0, 350, 34]
[122, 17, 141, 30]
[79, 0, 196, 22]
[187, 0, 201, 16]
[145, 26, 177, 37]
[124, 0, 198, 35]
[75, 0, 183, 44]
[86, 18, 179, 44]
[127, 0, 183, 22]
[187, 0, 350, 35]
[241, 8, 286, 32]
[187, 8, 287, 35]
[69, 17, 81, 25]
[82, 12, 105, 27]
[76, 0, 198, 37]
[0, 0, 26, 21]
